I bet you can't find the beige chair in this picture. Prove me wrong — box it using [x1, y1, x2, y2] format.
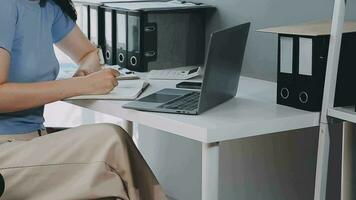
[0, 173, 4, 197]
[46, 127, 68, 134]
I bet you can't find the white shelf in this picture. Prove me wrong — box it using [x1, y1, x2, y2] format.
[67, 76, 320, 143]
[328, 106, 356, 123]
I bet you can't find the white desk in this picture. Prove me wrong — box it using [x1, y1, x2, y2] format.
[67, 76, 320, 200]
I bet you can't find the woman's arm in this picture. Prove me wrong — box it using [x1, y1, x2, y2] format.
[55, 26, 102, 76]
[0, 48, 118, 113]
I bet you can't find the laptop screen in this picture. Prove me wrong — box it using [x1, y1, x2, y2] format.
[198, 23, 250, 113]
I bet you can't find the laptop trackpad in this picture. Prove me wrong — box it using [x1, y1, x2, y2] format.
[138, 93, 181, 103]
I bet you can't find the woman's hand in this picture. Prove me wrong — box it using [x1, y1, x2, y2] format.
[79, 68, 120, 95]
[73, 49, 102, 77]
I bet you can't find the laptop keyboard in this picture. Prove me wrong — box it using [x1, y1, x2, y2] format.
[158, 92, 200, 111]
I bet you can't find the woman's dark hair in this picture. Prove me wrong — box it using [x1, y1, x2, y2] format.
[39, 0, 77, 21]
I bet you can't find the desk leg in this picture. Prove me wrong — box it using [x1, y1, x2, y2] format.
[314, 123, 331, 200]
[202, 142, 220, 200]
[122, 120, 134, 138]
[341, 122, 353, 200]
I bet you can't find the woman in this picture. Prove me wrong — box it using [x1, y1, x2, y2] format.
[0, 0, 166, 199]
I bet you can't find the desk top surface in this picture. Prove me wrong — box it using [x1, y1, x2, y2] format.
[67, 76, 320, 143]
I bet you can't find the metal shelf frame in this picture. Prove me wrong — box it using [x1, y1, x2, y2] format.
[314, 0, 348, 199]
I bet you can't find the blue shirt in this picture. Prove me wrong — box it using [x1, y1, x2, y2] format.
[0, 0, 75, 134]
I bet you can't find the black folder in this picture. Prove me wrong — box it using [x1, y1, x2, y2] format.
[73, 0, 126, 48]
[104, 8, 116, 65]
[103, 1, 150, 67]
[276, 35, 297, 109]
[73, 0, 154, 66]
[0, 173, 4, 197]
[259, 21, 356, 111]
[116, 11, 128, 68]
[104, 1, 214, 72]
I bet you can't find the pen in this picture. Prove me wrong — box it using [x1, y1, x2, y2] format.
[179, 0, 203, 5]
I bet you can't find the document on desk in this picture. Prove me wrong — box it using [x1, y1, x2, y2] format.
[67, 80, 149, 100]
[57, 64, 140, 80]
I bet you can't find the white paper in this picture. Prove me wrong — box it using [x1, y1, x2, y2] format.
[280, 37, 293, 74]
[299, 38, 313, 76]
[67, 80, 149, 100]
[57, 64, 140, 81]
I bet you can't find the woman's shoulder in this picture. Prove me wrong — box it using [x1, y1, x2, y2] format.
[5, 0, 38, 6]
[2, 0, 16, 6]
[0, 0, 17, 14]
[3, 0, 41, 9]
[45, 0, 62, 12]
[46, 0, 60, 8]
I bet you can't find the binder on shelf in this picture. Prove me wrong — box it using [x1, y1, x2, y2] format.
[104, 8, 116, 65]
[73, 0, 127, 47]
[73, 0, 105, 46]
[103, 1, 214, 72]
[73, 0, 153, 66]
[277, 36, 296, 108]
[116, 10, 128, 68]
[89, 5, 101, 46]
[73, 2, 89, 37]
[103, 1, 153, 67]
[259, 21, 356, 111]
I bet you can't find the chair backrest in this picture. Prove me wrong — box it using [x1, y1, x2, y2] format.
[0, 173, 4, 197]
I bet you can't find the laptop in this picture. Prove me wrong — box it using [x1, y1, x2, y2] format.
[123, 23, 250, 115]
